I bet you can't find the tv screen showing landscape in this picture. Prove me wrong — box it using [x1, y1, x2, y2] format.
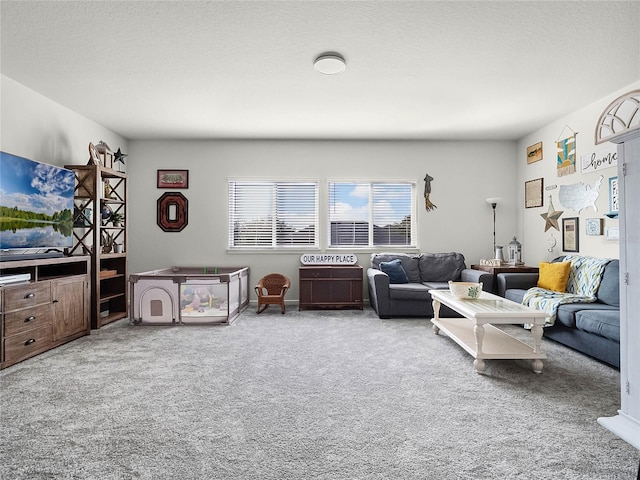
[0, 152, 75, 252]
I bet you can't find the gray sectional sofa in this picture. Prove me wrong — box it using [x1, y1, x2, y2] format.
[497, 258, 620, 368]
[367, 252, 493, 319]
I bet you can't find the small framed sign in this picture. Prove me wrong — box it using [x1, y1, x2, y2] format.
[525, 178, 544, 208]
[609, 176, 619, 214]
[157, 169, 189, 189]
[585, 218, 603, 236]
[562, 217, 579, 252]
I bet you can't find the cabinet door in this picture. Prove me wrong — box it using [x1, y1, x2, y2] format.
[330, 280, 355, 303]
[331, 267, 363, 305]
[309, 279, 333, 304]
[53, 275, 89, 340]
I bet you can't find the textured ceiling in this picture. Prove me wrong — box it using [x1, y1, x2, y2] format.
[2, 1, 639, 141]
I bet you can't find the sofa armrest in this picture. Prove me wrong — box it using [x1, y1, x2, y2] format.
[461, 268, 495, 294]
[496, 272, 539, 297]
[367, 268, 391, 319]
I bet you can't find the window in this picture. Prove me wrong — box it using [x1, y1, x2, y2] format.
[328, 182, 415, 247]
[228, 181, 318, 248]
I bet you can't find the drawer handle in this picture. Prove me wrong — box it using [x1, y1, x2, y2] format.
[24, 316, 36, 323]
[24, 293, 35, 299]
[24, 338, 36, 346]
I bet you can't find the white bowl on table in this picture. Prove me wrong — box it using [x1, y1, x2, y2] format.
[448, 281, 483, 299]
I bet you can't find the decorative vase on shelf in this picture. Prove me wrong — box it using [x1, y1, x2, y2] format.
[100, 204, 112, 225]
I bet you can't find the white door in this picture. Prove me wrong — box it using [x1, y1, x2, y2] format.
[619, 137, 640, 433]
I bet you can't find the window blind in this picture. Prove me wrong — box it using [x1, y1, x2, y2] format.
[229, 181, 318, 248]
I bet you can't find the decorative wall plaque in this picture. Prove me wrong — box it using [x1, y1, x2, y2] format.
[157, 192, 188, 232]
[157, 169, 189, 189]
[300, 254, 358, 265]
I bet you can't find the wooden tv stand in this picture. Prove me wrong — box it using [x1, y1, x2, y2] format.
[0, 256, 90, 369]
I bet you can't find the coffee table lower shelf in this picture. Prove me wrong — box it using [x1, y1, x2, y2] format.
[431, 317, 547, 374]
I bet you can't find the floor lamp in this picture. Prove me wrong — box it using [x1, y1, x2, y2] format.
[486, 197, 502, 258]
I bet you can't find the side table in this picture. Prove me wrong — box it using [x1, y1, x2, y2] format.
[470, 264, 539, 293]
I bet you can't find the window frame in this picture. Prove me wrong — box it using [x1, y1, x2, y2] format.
[228, 179, 319, 250]
[327, 180, 417, 249]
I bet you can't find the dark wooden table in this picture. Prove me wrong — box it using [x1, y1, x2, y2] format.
[471, 264, 539, 276]
[471, 264, 539, 294]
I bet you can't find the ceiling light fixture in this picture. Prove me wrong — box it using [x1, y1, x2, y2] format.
[314, 53, 346, 75]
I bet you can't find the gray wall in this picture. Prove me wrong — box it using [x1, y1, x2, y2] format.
[1, 75, 128, 168]
[4, 73, 634, 303]
[515, 80, 639, 264]
[127, 139, 517, 300]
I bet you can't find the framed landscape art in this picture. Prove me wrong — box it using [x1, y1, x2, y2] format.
[527, 142, 543, 164]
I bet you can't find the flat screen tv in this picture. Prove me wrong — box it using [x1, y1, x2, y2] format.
[0, 151, 75, 261]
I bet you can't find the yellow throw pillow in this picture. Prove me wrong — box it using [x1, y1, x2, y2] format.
[537, 261, 571, 292]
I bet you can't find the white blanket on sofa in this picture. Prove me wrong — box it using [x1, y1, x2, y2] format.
[522, 255, 611, 327]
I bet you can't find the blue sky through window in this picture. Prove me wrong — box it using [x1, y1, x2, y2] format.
[329, 182, 411, 226]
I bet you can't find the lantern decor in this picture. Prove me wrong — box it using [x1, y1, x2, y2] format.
[508, 236, 523, 266]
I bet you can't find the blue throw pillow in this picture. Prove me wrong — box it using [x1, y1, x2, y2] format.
[379, 259, 409, 284]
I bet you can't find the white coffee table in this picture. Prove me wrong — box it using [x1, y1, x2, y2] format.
[430, 289, 548, 374]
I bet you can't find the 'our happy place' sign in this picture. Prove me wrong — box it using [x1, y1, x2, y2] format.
[300, 254, 358, 265]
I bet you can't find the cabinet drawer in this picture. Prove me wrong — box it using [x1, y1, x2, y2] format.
[3, 325, 53, 364]
[3, 282, 52, 311]
[330, 267, 362, 279]
[4, 304, 54, 336]
[299, 268, 332, 279]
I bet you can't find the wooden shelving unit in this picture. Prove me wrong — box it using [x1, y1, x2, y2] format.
[65, 164, 128, 329]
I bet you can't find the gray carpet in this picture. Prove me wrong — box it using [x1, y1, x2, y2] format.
[1, 307, 637, 480]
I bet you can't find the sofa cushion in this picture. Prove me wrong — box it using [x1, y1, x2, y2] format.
[418, 252, 466, 282]
[555, 303, 619, 328]
[538, 261, 571, 292]
[388, 283, 431, 301]
[576, 310, 620, 343]
[422, 281, 449, 290]
[371, 253, 421, 283]
[597, 260, 619, 307]
[505, 289, 527, 304]
[379, 259, 409, 284]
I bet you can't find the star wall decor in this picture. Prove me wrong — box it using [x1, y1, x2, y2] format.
[114, 148, 128, 172]
[114, 148, 127, 165]
[540, 196, 563, 232]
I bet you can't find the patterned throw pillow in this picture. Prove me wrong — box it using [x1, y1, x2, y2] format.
[379, 259, 409, 284]
[537, 261, 571, 292]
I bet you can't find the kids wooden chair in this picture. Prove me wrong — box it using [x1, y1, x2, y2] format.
[255, 273, 291, 314]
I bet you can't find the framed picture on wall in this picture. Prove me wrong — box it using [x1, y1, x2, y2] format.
[562, 217, 579, 252]
[609, 176, 619, 214]
[526, 142, 543, 164]
[157, 169, 189, 189]
[585, 218, 604, 236]
[525, 178, 544, 208]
